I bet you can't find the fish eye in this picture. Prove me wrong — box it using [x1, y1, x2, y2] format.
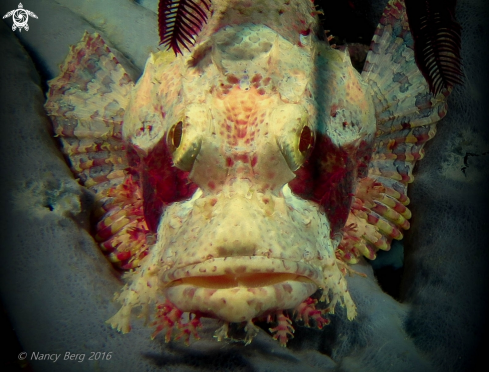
[277, 121, 315, 171]
[273, 105, 314, 171]
[299, 125, 314, 154]
[169, 121, 183, 151]
[166, 106, 206, 172]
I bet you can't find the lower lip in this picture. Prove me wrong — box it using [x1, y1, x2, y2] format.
[164, 275, 317, 323]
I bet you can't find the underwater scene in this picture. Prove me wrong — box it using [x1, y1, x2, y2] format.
[0, 0, 488, 371]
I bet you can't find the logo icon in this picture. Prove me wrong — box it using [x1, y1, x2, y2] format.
[3, 3, 38, 32]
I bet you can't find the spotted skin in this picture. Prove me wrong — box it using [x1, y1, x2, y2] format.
[45, 0, 450, 346]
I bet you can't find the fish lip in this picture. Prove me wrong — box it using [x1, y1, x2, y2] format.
[163, 279, 318, 323]
[161, 256, 322, 323]
[162, 256, 323, 286]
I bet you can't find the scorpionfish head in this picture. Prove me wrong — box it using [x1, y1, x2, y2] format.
[122, 23, 376, 326]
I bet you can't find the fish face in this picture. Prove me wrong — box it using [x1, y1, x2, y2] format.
[156, 185, 328, 323]
[116, 23, 375, 340]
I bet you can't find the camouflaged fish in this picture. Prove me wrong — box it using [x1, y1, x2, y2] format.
[44, 0, 450, 346]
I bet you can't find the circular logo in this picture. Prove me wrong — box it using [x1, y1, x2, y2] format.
[12, 9, 29, 30]
[2, 3, 38, 32]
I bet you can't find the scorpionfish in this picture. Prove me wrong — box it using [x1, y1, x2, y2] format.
[44, 0, 450, 346]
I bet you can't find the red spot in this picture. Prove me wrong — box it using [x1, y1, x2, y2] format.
[237, 127, 247, 138]
[235, 154, 249, 163]
[251, 155, 258, 167]
[396, 154, 406, 161]
[251, 74, 262, 84]
[400, 173, 410, 183]
[367, 214, 379, 224]
[96, 224, 114, 241]
[288, 133, 370, 236]
[140, 137, 197, 232]
[116, 251, 132, 261]
[208, 181, 216, 190]
[226, 157, 234, 167]
[257, 88, 266, 95]
[227, 75, 240, 84]
[330, 105, 339, 117]
[343, 121, 348, 127]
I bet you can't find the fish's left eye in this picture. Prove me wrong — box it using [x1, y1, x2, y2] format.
[299, 125, 314, 154]
[273, 104, 314, 171]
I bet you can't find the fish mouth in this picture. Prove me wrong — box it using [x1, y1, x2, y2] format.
[168, 272, 313, 289]
[162, 257, 321, 322]
[163, 256, 323, 286]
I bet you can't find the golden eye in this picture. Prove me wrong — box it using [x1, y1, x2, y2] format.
[169, 121, 183, 151]
[272, 105, 313, 171]
[167, 118, 202, 171]
[299, 125, 314, 154]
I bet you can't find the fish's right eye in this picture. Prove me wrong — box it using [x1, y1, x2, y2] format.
[167, 113, 203, 172]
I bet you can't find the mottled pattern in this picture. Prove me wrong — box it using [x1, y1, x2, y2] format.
[337, 0, 450, 263]
[44, 0, 450, 346]
[45, 33, 152, 268]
